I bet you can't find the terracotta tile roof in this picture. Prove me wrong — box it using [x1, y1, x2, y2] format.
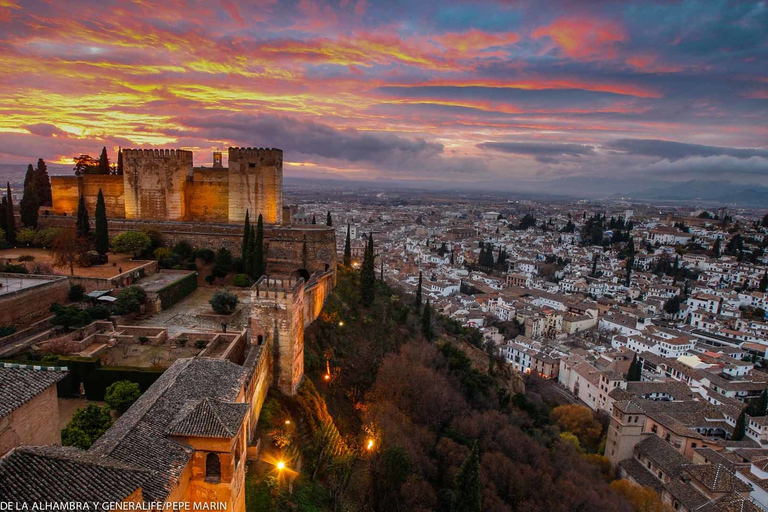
[0, 366, 68, 418]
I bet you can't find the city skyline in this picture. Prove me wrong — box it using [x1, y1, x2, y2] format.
[0, 0, 766, 195]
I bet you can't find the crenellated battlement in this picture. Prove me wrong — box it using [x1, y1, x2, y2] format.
[252, 275, 303, 300]
[228, 147, 283, 162]
[122, 148, 194, 161]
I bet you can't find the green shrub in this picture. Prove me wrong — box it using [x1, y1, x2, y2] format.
[205, 274, 216, 284]
[196, 248, 215, 263]
[87, 306, 111, 320]
[17, 254, 35, 262]
[233, 274, 250, 287]
[137, 335, 149, 345]
[61, 404, 113, 449]
[69, 284, 85, 302]
[16, 227, 36, 245]
[105, 380, 141, 413]
[1, 264, 28, 274]
[33, 227, 62, 247]
[153, 247, 173, 260]
[50, 303, 92, 328]
[209, 289, 238, 314]
[214, 248, 233, 273]
[212, 265, 228, 278]
[114, 286, 147, 315]
[0, 326, 17, 338]
[185, 262, 197, 271]
[173, 240, 194, 259]
[112, 231, 151, 258]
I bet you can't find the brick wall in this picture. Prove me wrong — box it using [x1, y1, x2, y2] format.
[0, 385, 61, 456]
[0, 274, 69, 326]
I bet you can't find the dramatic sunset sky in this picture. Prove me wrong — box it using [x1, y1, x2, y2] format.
[0, 0, 766, 194]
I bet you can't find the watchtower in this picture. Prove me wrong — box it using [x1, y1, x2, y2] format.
[227, 147, 283, 225]
[250, 276, 304, 396]
[122, 149, 193, 221]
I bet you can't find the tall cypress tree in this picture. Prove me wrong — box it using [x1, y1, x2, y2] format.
[312, 214, 316, 225]
[35, 158, 52, 207]
[627, 353, 642, 381]
[245, 225, 256, 279]
[20, 163, 39, 228]
[713, 238, 721, 258]
[733, 410, 747, 441]
[76, 195, 90, 240]
[326, 211, 332, 226]
[0, 196, 7, 235]
[415, 271, 423, 307]
[117, 149, 124, 175]
[380, 258, 384, 282]
[360, 232, 376, 307]
[625, 256, 633, 288]
[241, 210, 251, 262]
[98, 146, 110, 175]
[254, 214, 265, 279]
[343, 224, 352, 266]
[94, 189, 109, 256]
[760, 270, 768, 293]
[421, 300, 433, 341]
[451, 441, 481, 512]
[5, 182, 16, 243]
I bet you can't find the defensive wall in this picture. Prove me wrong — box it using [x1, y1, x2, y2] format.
[49, 147, 283, 225]
[0, 273, 69, 326]
[37, 216, 337, 276]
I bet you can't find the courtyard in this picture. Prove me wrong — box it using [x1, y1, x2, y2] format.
[0, 248, 147, 278]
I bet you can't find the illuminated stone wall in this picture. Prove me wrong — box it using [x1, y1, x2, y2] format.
[185, 181, 229, 222]
[227, 148, 283, 225]
[251, 277, 304, 396]
[123, 149, 193, 221]
[50, 176, 79, 216]
[80, 174, 125, 218]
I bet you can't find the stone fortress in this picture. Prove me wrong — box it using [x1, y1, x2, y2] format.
[0, 147, 338, 508]
[51, 147, 283, 224]
[45, 147, 336, 276]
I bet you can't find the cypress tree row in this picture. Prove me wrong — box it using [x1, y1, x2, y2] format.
[76, 195, 90, 240]
[360, 232, 376, 307]
[5, 182, 16, 243]
[241, 210, 251, 262]
[451, 441, 481, 512]
[343, 224, 352, 266]
[35, 158, 52, 207]
[94, 189, 109, 257]
[20, 163, 39, 228]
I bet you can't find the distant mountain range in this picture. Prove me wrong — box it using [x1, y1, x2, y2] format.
[630, 180, 768, 205]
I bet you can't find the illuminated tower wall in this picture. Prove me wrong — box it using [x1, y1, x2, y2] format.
[227, 147, 283, 225]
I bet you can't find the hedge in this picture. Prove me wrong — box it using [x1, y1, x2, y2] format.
[83, 366, 164, 401]
[157, 272, 198, 310]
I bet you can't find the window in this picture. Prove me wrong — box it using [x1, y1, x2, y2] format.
[205, 453, 221, 483]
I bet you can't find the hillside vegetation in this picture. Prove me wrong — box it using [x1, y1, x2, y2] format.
[248, 267, 635, 511]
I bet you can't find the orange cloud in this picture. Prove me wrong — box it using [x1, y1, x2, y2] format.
[626, 54, 682, 73]
[433, 29, 520, 56]
[532, 17, 625, 60]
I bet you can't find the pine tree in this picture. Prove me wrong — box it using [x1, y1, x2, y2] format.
[360, 232, 376, 307]
[241, 210, 251, 262]
[733, 410, 746, 440]
[20, 163, 39, 228]
[451, 441, 481, 512]
[343, 224, 352, 266]
[326, 211, 332, 226]
[415, 271, 422, 307]
[421, 300, 433, 341]
[98, 147, 110, 175]
[760, 270, 768, 293]
[254, 214, 265, 280]
[35, 158, 52, 206]
[5, 182, 16, 243]
[94, 189, 109, 256]
[76, 195, 90, 240]
[117, 149, 124, 175]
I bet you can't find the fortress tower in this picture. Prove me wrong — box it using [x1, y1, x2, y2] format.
[250, 276, 304, 396]
[123, 149, 193, 221]
[227, 148, 283, 225]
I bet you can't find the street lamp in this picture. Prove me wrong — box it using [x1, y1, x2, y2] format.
[277, 461, 285, 471]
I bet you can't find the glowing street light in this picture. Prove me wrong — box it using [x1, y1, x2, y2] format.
[324, 374, 331, 381]
[338, 321, 344, 327]
[277, 461, 285, 471]
[366, 439, 374, 451]
[284, 420, 291, 425]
